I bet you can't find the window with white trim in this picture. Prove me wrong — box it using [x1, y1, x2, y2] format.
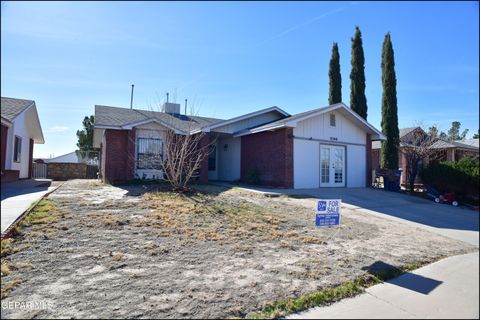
[137, 138, 163, 169]
[330, 113, 336, 127]
[13, 136, 22, 163]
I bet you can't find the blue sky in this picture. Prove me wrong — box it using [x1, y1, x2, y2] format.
[1, 1, 478, 158]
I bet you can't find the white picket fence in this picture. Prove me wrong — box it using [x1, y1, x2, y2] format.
[32, 163, 47, 179]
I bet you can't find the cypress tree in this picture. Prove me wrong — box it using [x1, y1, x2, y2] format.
[380, 32, 400, 170]
[350, 26, 368, 119]
[328, 42, 342, 105]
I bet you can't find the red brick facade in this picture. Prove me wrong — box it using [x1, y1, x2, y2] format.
[28, 138, 34, 178]
[102, 129, 136, 184]
[241, 128, 293, 188]
[1, 124, 7, 172]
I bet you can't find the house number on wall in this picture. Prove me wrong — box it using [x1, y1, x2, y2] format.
[330, 137, 338, 141]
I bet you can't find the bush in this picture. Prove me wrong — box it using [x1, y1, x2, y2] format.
[420, 156, 479, 197]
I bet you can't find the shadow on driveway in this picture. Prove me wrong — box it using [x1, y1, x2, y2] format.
[1, 179, 52, 201]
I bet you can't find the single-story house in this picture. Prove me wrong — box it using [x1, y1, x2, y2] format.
[93, 102, 385, 188]
[1, 97, 44, 182]
[428, 138, 479, 161]
[372, 127, 479, 186]
[36, 151, 100, 166]
[37, 151, 82, 164]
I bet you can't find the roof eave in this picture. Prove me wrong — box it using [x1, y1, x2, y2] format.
[200, 106, 290, 132]
[1, 116, 12, 127]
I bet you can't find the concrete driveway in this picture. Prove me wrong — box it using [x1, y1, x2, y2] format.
[1, 179, 60, 233]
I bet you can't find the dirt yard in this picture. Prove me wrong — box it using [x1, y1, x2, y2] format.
[1, 180, 476, 319]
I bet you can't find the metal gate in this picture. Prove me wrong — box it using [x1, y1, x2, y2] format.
[86, 165, 99, 179]
[32, 163, 47, 178]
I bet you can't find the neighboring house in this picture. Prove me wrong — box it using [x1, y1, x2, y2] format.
[372, 127, 479, 186]
[429, 138, 479, 161]
[1, 97, 44, 182]
[42, 151, 81, 164]
[93, 102, 385, 188]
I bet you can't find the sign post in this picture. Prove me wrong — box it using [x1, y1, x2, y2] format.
[316, 199, 341, 227]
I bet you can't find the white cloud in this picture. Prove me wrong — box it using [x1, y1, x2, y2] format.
[44, 126, 69, 134]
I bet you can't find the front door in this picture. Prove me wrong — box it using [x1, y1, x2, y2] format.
[320, 145, 345, 187]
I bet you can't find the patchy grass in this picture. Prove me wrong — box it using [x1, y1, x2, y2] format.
[86, 180, 104, 188]
[1, 277, 22, 299]
[1, 239, 15, 258]
[113, 253, 124, 261]
[134, 191, 301, 244]
[247, 258, 444, 319]
[1, 264, 14, 276]
[1, 199, 64, 300]
[13, 199, 64, 234]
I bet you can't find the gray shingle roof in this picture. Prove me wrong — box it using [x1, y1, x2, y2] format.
[1, 97, 35, 122]
[399, 127, 418, 138]
[94, 105, 223, 132]
[430, 139, 479, 151]
[372, 127, 423, 149]
[454, 138, 479, 149]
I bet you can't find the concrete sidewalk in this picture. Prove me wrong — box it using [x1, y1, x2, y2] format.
[288, 252, 479, 319]
[1, 179, 60, 233]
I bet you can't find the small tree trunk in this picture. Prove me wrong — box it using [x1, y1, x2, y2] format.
[408, 160, 419, 192]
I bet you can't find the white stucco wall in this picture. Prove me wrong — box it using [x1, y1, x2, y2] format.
[5, 111, 31, 178]
[346, 145, 366, 188]
[293, 139, 319, 189]
[293, 111, 367, 188]
[293, 111, 365, 144]
[217, 136, 241, 181]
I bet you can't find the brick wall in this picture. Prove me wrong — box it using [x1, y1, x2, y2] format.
[1, 124, 7, 172]
[241, 128, 293, 188]
[103, 129, 136, 184]
[28, 138, 34, 179]
[47, 163, 87, 180]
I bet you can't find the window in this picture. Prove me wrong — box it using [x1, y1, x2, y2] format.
[208, 144, 216, 171]
[137, 138, 163, 169]
[13, 136, 22, 163]
[330, 113, 336, 127]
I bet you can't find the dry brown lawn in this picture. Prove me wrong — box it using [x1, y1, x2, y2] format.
[0, 180, 475, 319]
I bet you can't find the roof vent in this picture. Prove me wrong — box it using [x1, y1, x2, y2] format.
[162, 102, 180, 115]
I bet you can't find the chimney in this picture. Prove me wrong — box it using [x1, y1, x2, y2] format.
[162, 102, 181, 115]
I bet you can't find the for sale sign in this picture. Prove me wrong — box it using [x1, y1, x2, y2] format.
[316, 199, 341, 227]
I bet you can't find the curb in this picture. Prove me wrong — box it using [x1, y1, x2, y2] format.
[1, 182, 65, 240]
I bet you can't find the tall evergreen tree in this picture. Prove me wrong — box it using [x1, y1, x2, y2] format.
[350, 26, 368, 119]
[328, 42, 342, 105]
[380, 33, 400, 170]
